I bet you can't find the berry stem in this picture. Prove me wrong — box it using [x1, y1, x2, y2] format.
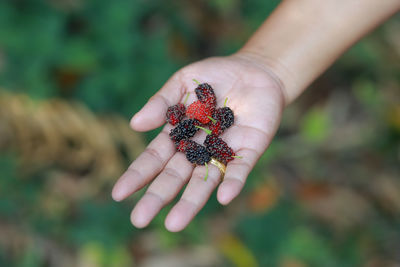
[232, 155, 243, 159]
[207, 116, 216, 123]
[192, 79, 200, 85]
[224, 97, 228, 107]
[195, 125, 212, 135]
[183, 92, 190, 105]
[204, 162, 209, 181]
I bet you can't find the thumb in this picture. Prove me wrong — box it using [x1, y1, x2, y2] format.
[131, 73, 185, 132]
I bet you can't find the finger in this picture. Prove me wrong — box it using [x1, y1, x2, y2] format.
[129, 121, 210, 228]
[130, 73, 185, 132]
[217, 147, 260, 205]
[164, 164, 221, 232]
[217, 125, 273, 205]
[111, 125, 175, 201]
[130, 152, 194, 228]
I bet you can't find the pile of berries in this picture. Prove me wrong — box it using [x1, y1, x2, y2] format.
[166, 80, 239, 180]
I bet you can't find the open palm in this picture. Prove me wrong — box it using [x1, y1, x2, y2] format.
[112, 54, 286, 232]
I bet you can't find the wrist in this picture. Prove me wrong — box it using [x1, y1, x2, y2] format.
[233, 49, 293, 106]
[235, 0, 400, 106]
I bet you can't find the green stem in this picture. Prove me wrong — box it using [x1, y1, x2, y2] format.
[192, 79, 200, 85]
[224, 97, 228, 107]
[207, 116, 216, 123]
[183, 92, 190, 105]
[232, 155, 243, 159]
[204, 163, 209, 181]
[195, 125, 211, 135]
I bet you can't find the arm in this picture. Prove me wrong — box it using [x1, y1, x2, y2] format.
[239, 0, 400, 104]
[112, 0, 400, 232]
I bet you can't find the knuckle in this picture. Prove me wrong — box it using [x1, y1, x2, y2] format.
[163, 167, 185, 183]
[144, 147, 163, 163]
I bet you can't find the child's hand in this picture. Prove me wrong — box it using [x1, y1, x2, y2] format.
[111, 54, 285, 232]
[111, 0, 400, 231]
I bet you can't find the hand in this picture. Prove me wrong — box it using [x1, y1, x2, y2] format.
[111, 53, 286, 232]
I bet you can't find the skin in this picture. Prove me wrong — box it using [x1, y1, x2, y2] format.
[112, 0, 400, 232]
[112, 56, 284, 232]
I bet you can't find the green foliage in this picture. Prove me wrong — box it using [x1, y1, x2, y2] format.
[278, 227, 338, 267]
[301, 107, 331, 143]
[0, 0, 181, 117]
[352, 78, 381, 108]
[0, 0, 399, 266]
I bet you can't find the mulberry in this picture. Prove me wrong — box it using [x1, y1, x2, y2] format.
[204, 134, 235, 164]
[169, 119, 200, 143]
[209, 107, 234, 135]
[185, 145, 211, 165]
[194, 81, 216, 112]
[166, 103, 185, 125]
[186, 100, 213, 124]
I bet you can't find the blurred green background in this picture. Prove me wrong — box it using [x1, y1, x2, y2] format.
[0, 0, 399, 266]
